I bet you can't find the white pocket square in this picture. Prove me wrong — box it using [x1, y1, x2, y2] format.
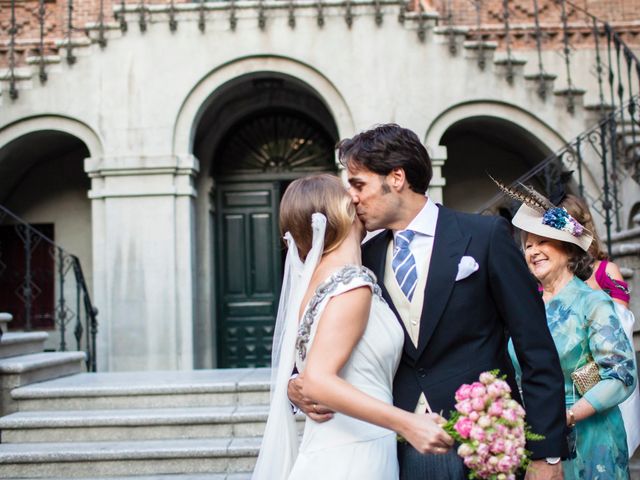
[455, 256, 479, 281]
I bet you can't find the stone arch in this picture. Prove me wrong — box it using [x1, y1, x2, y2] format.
[424, 101, 602, 210]
[0, 115, 103, 160]
[172, 55, 355, 158]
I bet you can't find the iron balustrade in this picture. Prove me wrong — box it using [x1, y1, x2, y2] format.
[0, 204, 99, 372]
[478, 96, 640, 256]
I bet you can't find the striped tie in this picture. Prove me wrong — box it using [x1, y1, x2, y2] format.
[392, 230, 418, 301]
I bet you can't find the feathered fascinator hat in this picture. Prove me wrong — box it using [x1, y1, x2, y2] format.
[491, 175, 593, 252]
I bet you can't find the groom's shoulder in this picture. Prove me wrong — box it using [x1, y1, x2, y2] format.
[440, 205, 501, 232]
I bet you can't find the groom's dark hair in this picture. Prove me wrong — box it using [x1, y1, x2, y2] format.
[336, 123, 432, 194]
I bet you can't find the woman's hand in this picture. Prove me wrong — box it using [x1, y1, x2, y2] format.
[400, 412, 454, 454]
[287, 373, 334, 423]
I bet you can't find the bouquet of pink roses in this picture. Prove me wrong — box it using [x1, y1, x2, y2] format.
[444, 370, 543, 480]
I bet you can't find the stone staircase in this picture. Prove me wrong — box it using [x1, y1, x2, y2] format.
[0, 368, 277, 479]
[0, 314, 87, 418]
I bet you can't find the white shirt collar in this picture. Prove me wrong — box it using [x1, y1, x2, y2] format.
[395, 197, 438, 238]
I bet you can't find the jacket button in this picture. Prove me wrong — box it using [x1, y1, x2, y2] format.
[417, 368, 426, 378]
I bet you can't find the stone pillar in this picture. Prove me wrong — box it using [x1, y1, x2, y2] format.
[428, 145, 447, 205]
[86, 154, 199, 371]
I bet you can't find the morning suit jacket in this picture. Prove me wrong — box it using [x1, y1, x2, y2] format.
[362, 205, 569, 458]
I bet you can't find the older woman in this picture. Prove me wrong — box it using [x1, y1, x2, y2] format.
[560, 194, 640, 458]
[505, 199, 637, 480]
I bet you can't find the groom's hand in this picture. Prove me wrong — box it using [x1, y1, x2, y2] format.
[287, 373, 334, 422]
[525, 460, 563, 480]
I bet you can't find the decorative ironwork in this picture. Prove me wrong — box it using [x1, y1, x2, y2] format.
[169, 0, 178, 32]
[37, 0, 48, 84]
[258, 0, 266, 30]
[559, 0, 576, 114]
[138, 0, 148, 33]
[374, 0, 383, 26]
[97, 0, 107, 48]
[416, 1, 426, 42]
[501, 0, 514, 82]
[317, 0, 325, 27]
[288, 0, 296, 28]
[119, 0, 128, 32]
[230, 0, 237, 31]
[8, 0, 18, 100]
[479, 97, 639, 252]
[345, 0, 354, 29]
[474, 0, 485, 69]
[397, 0, 406, 25]
[532, 0, 548, 99]
[0, 205, 99, 371]
[215, 112, 336, 175]
[198, 0, 206, 32]
[445, 0, 457, 55]
[66, 0, 77, 65]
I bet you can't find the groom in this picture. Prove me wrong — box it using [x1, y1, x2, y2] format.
[289, 124, 568, 479]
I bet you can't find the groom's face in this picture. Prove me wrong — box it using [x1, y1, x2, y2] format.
[346, 162, 399, 232]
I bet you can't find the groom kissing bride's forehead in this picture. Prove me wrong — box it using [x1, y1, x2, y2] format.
[338, 124, 568, 479]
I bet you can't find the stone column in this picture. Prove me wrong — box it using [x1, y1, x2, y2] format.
[428, 145, 447, 205]
[86, 154, 199, 371]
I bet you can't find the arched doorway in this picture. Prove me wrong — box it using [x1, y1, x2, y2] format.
[0, 129, 92, 351]
[193, 74, 339, 368]
[440, 117, 553, 214]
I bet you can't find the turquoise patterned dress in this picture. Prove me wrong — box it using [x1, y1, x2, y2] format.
[508, 276, 637, 479]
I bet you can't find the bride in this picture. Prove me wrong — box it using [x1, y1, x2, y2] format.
[252, 174, 452, 479]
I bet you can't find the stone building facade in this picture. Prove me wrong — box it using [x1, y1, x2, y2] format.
[1, 0, 639, 371]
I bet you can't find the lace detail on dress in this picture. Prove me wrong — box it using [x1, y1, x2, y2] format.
[296, 265, 384, 361]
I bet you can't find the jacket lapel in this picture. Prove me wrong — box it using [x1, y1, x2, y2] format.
[364, 230, 419, 360]
[415, 206, 470, 358]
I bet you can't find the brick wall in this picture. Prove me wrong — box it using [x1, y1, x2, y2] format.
[1, 0, 639, 69]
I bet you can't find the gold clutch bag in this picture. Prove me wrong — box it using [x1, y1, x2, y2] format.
[570, 360, 601, 396]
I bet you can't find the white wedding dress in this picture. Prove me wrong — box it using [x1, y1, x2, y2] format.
[288, 264, 404, 480]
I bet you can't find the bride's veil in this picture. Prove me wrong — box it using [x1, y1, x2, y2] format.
[252, 212, 327, 479]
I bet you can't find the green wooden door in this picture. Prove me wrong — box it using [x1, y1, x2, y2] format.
[215, 182, 283, 368]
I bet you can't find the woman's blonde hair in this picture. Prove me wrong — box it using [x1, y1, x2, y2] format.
[560, 194, 607, 260]
[280, 174, 356, 260]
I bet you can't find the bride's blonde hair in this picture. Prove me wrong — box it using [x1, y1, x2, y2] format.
[280, 174, 356, 260]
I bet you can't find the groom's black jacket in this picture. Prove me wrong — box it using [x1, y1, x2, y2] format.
[362, 206, 568, 459]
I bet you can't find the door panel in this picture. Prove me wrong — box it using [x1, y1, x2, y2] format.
[216, 182, 282, 368]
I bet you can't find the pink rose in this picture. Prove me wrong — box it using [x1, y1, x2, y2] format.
[479, 371, 496, 385]
[455, 384, 473, 402]
[498, 456, 515, 472]
[456, 399, 473, 415]
[478, 415, 492, 428]
[457, 443, 474, 457]
[476, 442, 490, 457]
[491, 438, 506, 453]
[469, 411, 480, 421]
[470, 382, 487, 398]
[489, 400, 504, 417]
[502, 408, 518, 423]
[454, 417, 474, 439]
[470, 426, 486, 442]
[471, 397, 486, 411]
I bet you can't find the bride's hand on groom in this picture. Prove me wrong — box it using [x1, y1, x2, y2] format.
[401, 412, 454, 455]
[287, 373, 334, 422]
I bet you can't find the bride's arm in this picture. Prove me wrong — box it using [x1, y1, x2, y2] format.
[302, 286, 453, 454]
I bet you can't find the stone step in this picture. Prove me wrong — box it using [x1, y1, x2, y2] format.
[0, 312, 12, 335]
[0, 405, 304, 443]
[0, 437, 261, 478]
[1, 351, 87, 416]
[12, 369, 270, 412]
[0, 332, 48, 359]
[3, 474, 252, 480]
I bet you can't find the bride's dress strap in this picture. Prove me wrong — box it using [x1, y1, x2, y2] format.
[296, 265, 384, 362]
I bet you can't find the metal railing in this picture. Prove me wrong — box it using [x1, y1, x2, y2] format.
[0, 204, 98, 372]
[478, 96, 640, 256]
